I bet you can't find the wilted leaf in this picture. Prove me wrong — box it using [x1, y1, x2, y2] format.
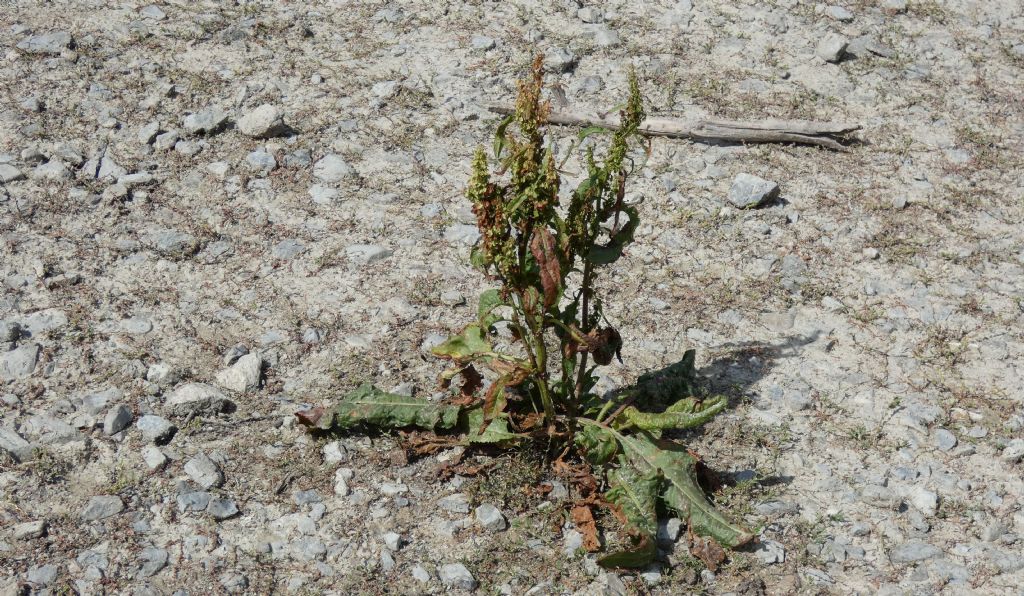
[605, 425, 753, 548]
[574, 424, 619, 466]
[431, 324, 494, 364]
[320, 384, 462, 432]
[530, 227, 562, 308]
[619, 395, 728, 431]
[463, 407, 525, 446]
[689, 532, 727, 571]
[605, 463, 661, 537]
[579, 327, 622, 366]
[571, 505, 602, 552]
[295, 407, 326, 428]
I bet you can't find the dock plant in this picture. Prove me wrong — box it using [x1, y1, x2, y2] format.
[298, 56, 752, 567]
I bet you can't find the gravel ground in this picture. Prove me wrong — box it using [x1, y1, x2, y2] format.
[1, 0, 1023, 594]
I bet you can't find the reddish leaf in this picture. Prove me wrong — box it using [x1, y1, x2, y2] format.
[571, 505, 602, 552]
[580, 327, 623, 365]
[530, 227, 562, 308]
[689, 531, 727, 572]
[294, 407, 325, 427]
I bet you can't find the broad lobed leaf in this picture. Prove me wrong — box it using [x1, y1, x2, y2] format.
[324, 384, 462, 431]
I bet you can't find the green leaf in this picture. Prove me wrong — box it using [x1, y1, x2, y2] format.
[597, 532, 657, 569]
[598, 461, 661, 568]
[462, 407, 524, 446]
[431, 324, 494, 363]
[493, 114, 514, 159]
[618, 395, 728, 431]
[478, 289, 505, 328]
[613, 430, 753, 549]
[578, 126, 610, 142]
[322, 384, 462, 431]
[574, 424, 619, 466]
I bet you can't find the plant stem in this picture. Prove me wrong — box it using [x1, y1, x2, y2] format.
[574, 260, 594, 400]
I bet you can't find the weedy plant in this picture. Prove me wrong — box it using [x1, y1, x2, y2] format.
[298, 56, 752, 567]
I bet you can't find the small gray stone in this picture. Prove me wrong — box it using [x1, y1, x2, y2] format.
[880, 0, 907, 14]
[0, 344, 39, 380]
[165, 383, 231, 416]
[26, 564, 58, 586]
[346, 244, 393, 264]
[271, 239, 305, 260]
[137, 415, 176, 443]
[237, 104, 287, 138]
[140, 5, 166, 20]
[220, 572, 249, 593]
[1, 426, 34, 462]
[17, 31, 72, 54]
[657, 517, 682, 543]
[439, 563, 477, 590]
[544, 47, 576, 72]
[578, 7, 603, 22]
[142, 446, 168, 470]
[907, 486, 938, 517]
[215, 353, 262, 393]
[471, 35, 495, 50]
[825, 5, 854, 21]
[103, 405, 133, 436]
[32, 160, 72, 181]
[861, 485, 901, 509]
[438, 493, 470, 514]
[816, 33, 848, 63]
[475, 503, 507, 531]
[0, 164, 26, 183]
[183, 107, 228, 135]
[412, 565, 431, 584]
[207, 498, 239, 520]
[728, 173, 779, 208]
[154, 131, 179, 150]
[81, 496, 124, 521]
[184, 453, 223, 489]
[383, 532, 402, 551]
[754, 539, 786, 564]
[176, 491, 211, 512]
[137, 547, 168, 578]
[245, 150, 277, 175]
[1000, 439, 1024, 462]
[890, 541, 942, 563]
[147, 229, 198, 257]
[933, 428, 957, 451]
[308, 184, 338, 204]
[313, 154, 354, 182]
[443, 224, 480, 245]
[13, 520, 47, 540]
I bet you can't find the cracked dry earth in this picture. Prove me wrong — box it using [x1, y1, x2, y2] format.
[1, 0, 1023, 594]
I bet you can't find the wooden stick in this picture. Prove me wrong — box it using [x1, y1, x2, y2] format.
[486, 103, 860, 151]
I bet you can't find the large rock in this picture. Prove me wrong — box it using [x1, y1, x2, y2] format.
[0, 344, 39, 380]
[237, 104, 288, 138]
[165, 383, 232, 416]
[215, 353, 262, 393]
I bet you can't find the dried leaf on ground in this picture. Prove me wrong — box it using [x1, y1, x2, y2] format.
[571, 505, 602, 552]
